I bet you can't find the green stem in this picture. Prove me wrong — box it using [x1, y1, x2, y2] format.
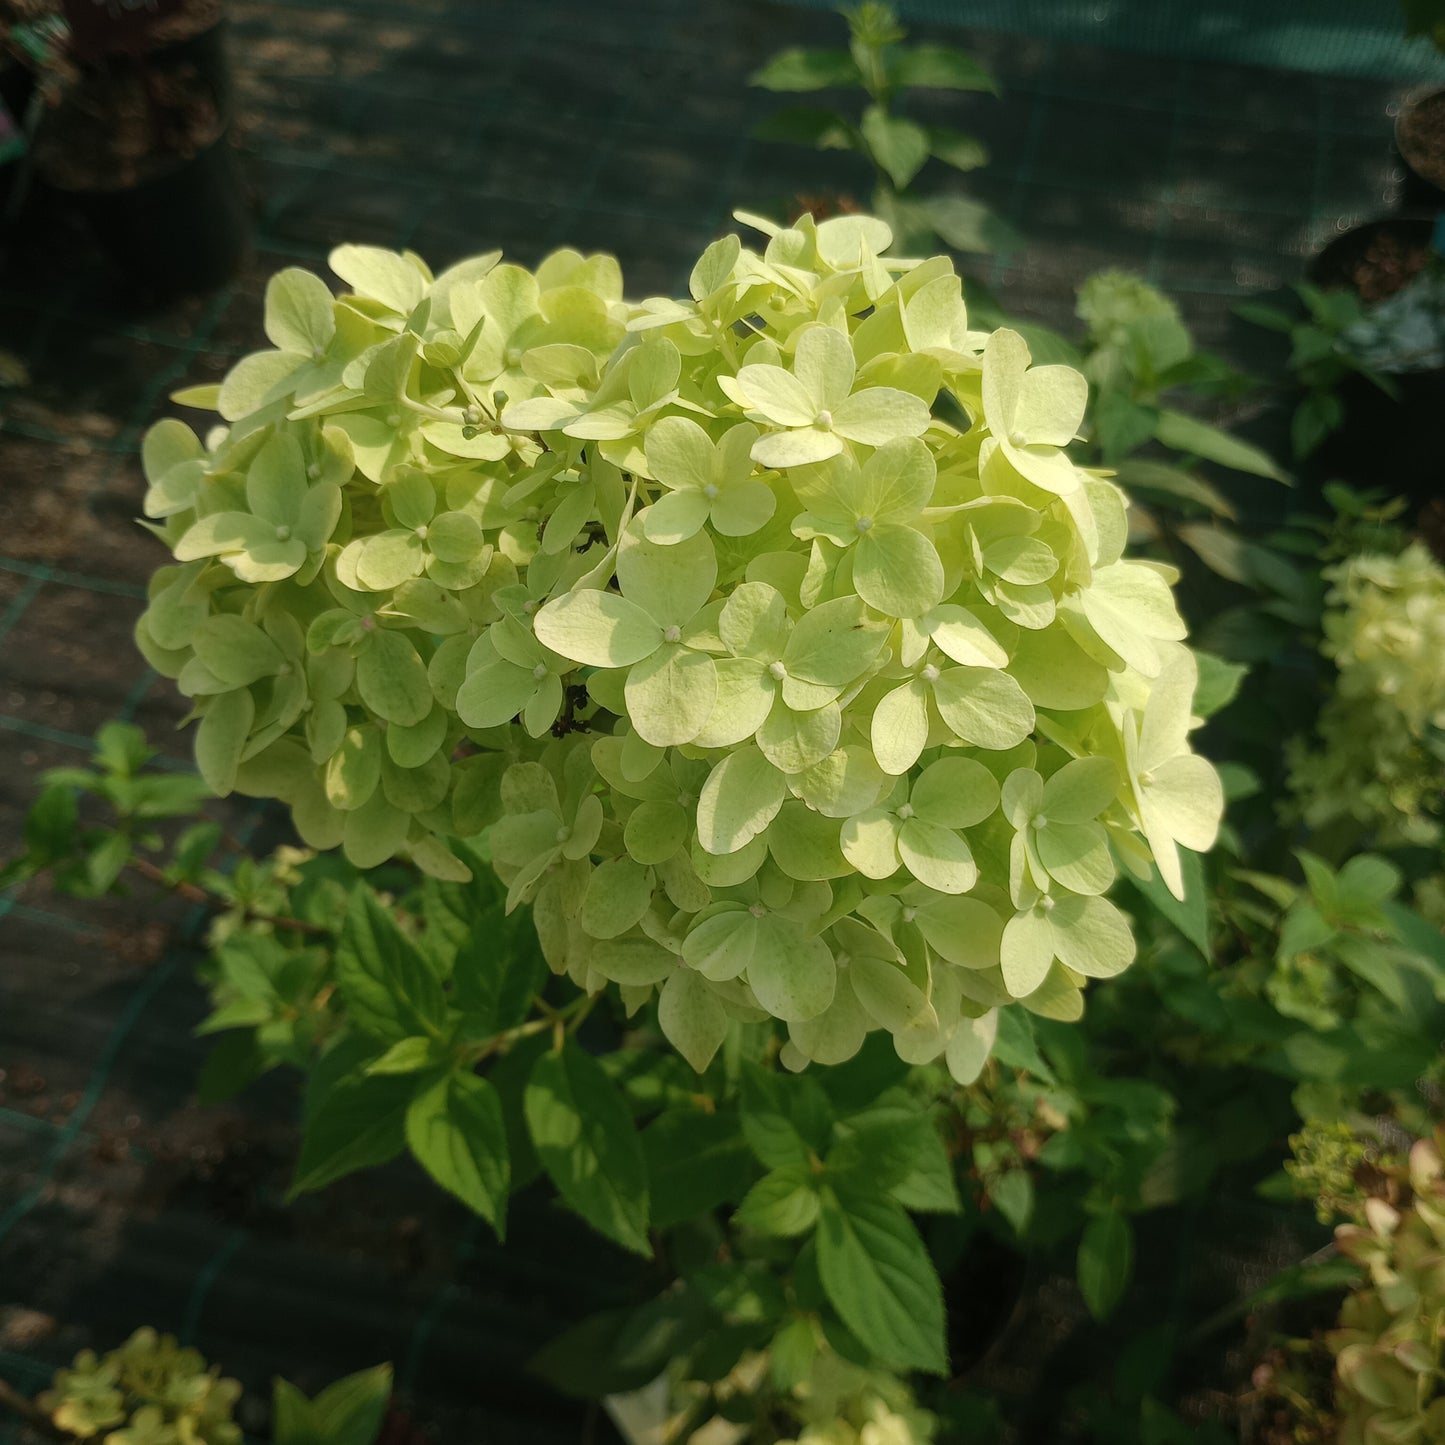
[401, 395, 463, 424]
[465, 991, 600, 1066]
[127, 856, 328, 937]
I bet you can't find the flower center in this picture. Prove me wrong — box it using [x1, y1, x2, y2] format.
[1040, 895, 1056, 912]
[896, 803, 915, 821]
[307, 463, 321, 480]
[749, 902, 768, 918]
[768, 660, 787, 681]
[1010, 430, 1028, 448]
[900, 906, 917, 924]
[532, 663, 548, 680]
[386, 412, 401, 427]
[663, 625, 682, 643]
[1033, 814, 1048, 830]
[703, 484, 719, 500]
[921, 663, 940, 684]
[415, 524, 428, 540]
[1138, 770, 1154, 787]
[274, 524, 291, 541]
[855, 515, 874, 533]
[506, 347, 523, 368]
[816, 409, 833, 431]
[463, 405, 482, 425]
[555, 826, 570, 844]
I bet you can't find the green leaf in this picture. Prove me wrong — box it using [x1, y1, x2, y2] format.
[816, 1189, 947, 1375]
[531, 1298, 704, 1400]
[750, 47, 862, 91]
[1154, 409, 1288, 482]
[754, 105, 855, 149]
[335, 886, 448, 1042]
[291, 1364, 393, 1445]
[1114, 460, 1237, 520]
[860, 106, 930, 189]
[990, 1168, 1034, 1234]
[310, 1367, 392, 1445]
[829, 1109, 959, 1213]
[406, 1071, 509, 1235]
[991, 1005, 1054, 1081]
[643, 1107, 755, 1229]
[272, 1380, 316, 1445]
[740, 1066, 832, 1168]
[453, 914, 546, 1037]
[888, 43, 996, 92]
[1078, 1209, 1134, 1320]
[926, 126, 989, 172]
[289, 1069, 412, 1198]
[1094, 390, 1159, 462]
[734, 1166, 821, 1237]
[23, 781, 78, 865]
[770, 1317, 819, 1391]
[1175, 524, 1311, 604]
[924, 195, 1021, 256]
[364, 1036, 435, 1075]
[1291, 389, 1343, 459]
[885, 1123, 960, 1214]
[525, 1042, 651, 1255]
[1193, 651, 1247, 717]
[1234, 301, 1294, 334]
[1125, 851, 1210, 959]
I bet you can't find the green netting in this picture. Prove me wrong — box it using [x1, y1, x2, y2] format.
[785, 0, 1445, 81]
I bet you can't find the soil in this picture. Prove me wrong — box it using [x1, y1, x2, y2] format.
[1307, 217, 1434, 304]
[1397, 88, 1445, 193]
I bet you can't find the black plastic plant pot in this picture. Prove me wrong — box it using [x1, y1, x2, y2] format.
[1307, 214, 1434, 301]
[37, 11, 248, 298]
[1395, 87, 1445, 213]
[75, 133, 248, 298]
[1305, 216, 1445, 507]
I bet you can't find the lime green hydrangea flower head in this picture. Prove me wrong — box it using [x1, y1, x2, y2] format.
[137, 215, 1222, 1079]
[1329, 1136, 1445, 1445]
[38, 1328, 242, 1445]
[1288, 543, 1445, 847]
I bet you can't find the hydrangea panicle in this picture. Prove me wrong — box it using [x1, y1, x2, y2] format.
[137, 216, 1223, 1079]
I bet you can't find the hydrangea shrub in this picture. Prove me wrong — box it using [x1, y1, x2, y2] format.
[1288, 543, 1445, 847]
[1330, 1134, 1445, 1444]
[135, 214, 1222, 1079]
[37, 1328, 241, 1445]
